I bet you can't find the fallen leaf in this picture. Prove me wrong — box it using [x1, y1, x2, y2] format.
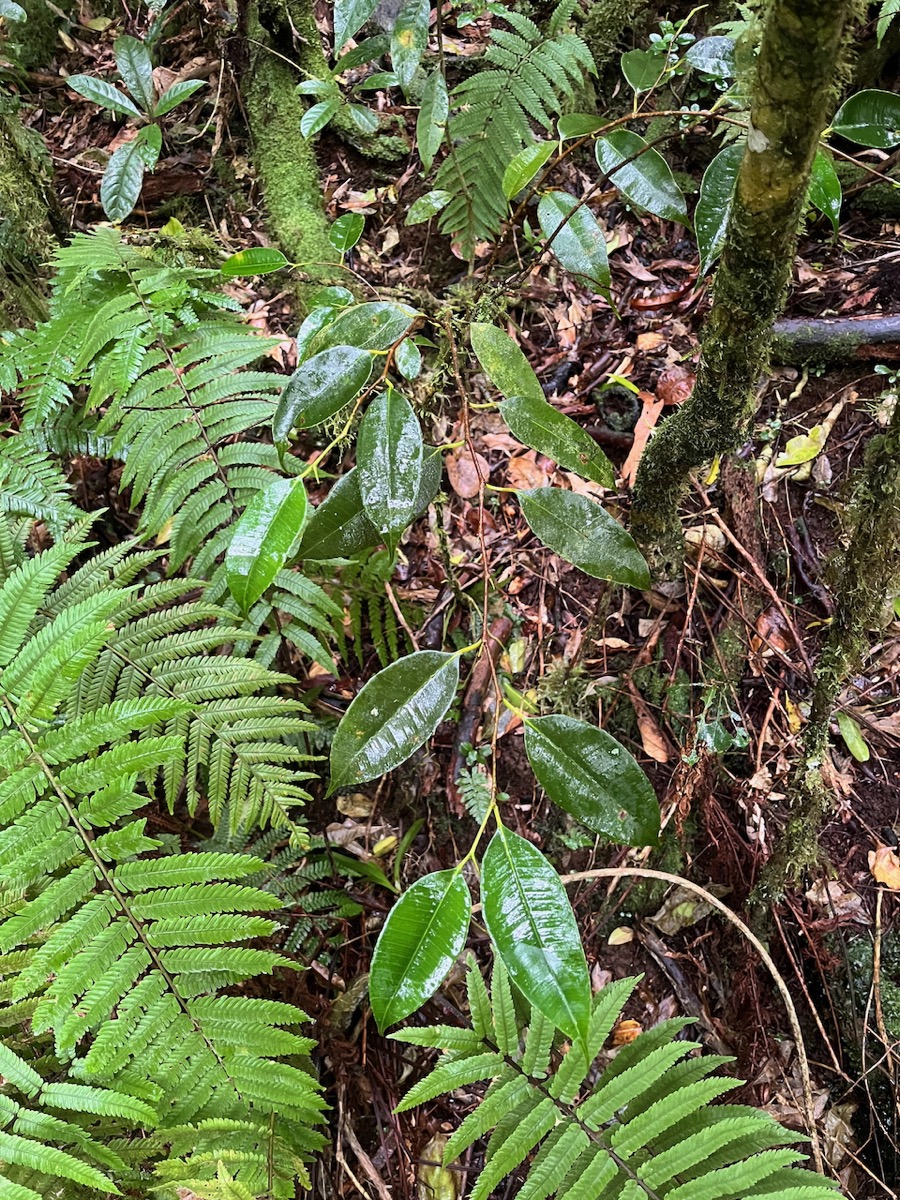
[620, 390, 664, 486]
[649, 882, 730, 934]
[636, 331, 666, 350]
[446, 447, 488, 498]
[656, 364, 695, 406]
[869, 843, 900, 889]
[607, 926, 634, 945]
[611, 1019, 642, 1046]
[637, 711, 669, 762]
[506, 452, 549, 490]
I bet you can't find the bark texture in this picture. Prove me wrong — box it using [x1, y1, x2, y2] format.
[630, 0, 857, 571]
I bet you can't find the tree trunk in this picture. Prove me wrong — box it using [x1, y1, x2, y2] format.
[630, 0, 856, 572]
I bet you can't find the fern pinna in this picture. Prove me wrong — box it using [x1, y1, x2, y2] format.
[391, 956, 840, 1200]
[434, 1, 594, 256]
[0, 521, 325, 1198]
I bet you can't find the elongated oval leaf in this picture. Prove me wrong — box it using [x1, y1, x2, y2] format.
[349, 103, 380, 135]
[309, 301, 419, 355]
[503, 394, 613, 487]
[595, 129, 687, 224]
[221, 247, 289, 278]
[66, 73, 143, 117]
[301, 98, 341, 138]
[391, 0, 429, 88]
[335, 0, 380, 50]
[226, 476, 308, 612]
[114, 34, 155, 113]
[808, 149, 841, 234]
[481, 829, 590, 1042]
[537, 191, 611, 299]
[406, 189, 451, 225]
[370, 870, 471, 1030]
[470, 322, 544, 403]
[558, 113, 606, 139]
[417, 70, 448, 172]
[620, 48, 659, 93]
[100, 139, 146, 223]
[695, 143, 743, 275]
[503, 142, 555, 199]
[274, 345, 373, 451]
[358, 390, 424, 538]
[524, 715, 659, 844]
[518, 487, 650, 588]
[832, 89, 900, 149]
[685, 36, 735, 79]
[329, 213, 365, 253]
[155, 77, 205, 117]
[329, 650, 460, 789]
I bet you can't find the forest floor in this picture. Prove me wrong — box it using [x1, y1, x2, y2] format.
[15, 3, 900, 1198]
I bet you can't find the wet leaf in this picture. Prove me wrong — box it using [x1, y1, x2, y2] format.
[357, 390, 424, 538]
[221, 247, 290, 278]
[417, 70, 449, 172]
[695, 143, 743, 274]
[226, 477, 308, 612]
[349, 103, 380, 135]
[370, 870, 471, 1030]
[524, 715, 660, 844]
[154, 78, 205, 117]
[395, 338, 422, 379]
[334, 0, 379, 50]
[66, 74, 143, 118]
[537, 191, 611, 298]
[595, 130, 688, 224]
[391, 0, 429, 89]
[808, 150, 842, 233]
[685, 36, 735, 79]
[832, 89, 900, 148]
[100, 139, 146, 223]
[518, 487, 651, 588]
[558, 113, 606, 139]
[329, 213, 365, 252]
[775, 426, 826, 467]
[274, 345, 373, 452]
[114, 35, 155, 113]
[301, 98, 341, 138]
[481, 829, 590, 1043]
[502, 394, 613, 487]
[470, 322, 544, 403]
[308, 301, 418, 354]
[836, 711, 869, 762]
[620, 48, 660, 93]
[329, 650, 460, 789]
[502, 142, 555, 199]
[406, 189, 451, 225]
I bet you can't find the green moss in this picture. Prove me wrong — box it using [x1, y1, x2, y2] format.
[0, 105, 57, 327]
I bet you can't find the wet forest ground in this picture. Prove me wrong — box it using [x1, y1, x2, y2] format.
[13, 2, 900, 1197]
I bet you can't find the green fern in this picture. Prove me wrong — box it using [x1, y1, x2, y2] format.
[435, 1, 594, 255]
[0, 432, 84, 534]
[391, 956, 840, 1200]
[0, 520, 326, 1198]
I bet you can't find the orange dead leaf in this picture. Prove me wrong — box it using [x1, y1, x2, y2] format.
[446, 447, 488, 499]
[612, 1019, 642, 1046]
[506, 452, 549, 490]
[620, 390, 664, 487]
[869, 843, 900, 889]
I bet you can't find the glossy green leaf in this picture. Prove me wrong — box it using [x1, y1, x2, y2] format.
[299, 449, 441, 560]
[416, 69, 448, 172]
[114, 35, 155, 112]
[335, 34, 390, 71]
[349, 103, 380, 135]
[334, 0, 379, 50]
[137, 123, 161, 168]
[66, 73, 143, 118]
[406, 189, 451, 225]
[695, 143, 743, 275]
[358, 390, 424, 538]
[297, 306, 339, 362]
[391, 0, 429, 88]
[329, 213, 366, 252]
[832, 89, 900, 149]
[354, 71, 400, 91]
[537, 191, 611, 299]
[370, 870, 471, 1030]
[595, 130, 688, 224]
[620, 48, 660, 93]
[685, 36, 735, 79]
[395, 337, 422, 379]
[518, 487, 650, 588]
[301, 98, 341, 138]
[502, 394, 613, 486]
[557, 113, 606, 140]
[481, 829, 590, 1042]
[274, 345, 373, 452]
[297, 78, 337, 97]
[329, 651, 460, 789]
[154, 78, 205, 117]
[470, 322, 544, 403]
[808, 149, 842, 234]
[309, 285, 355, 308]
[836, 711, 870, 762]
[524, 715, 660, 844]
[221, 247, 290, 278]
[100, 139, 146, 223]
[226, 476, 308, 612]
[308, 301, 419, 355]
[503, 142, 555, 199]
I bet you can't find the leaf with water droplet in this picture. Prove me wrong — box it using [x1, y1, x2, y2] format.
[502, 394, 614, 487]
[274, 345, 373, 453]
[358, 390, 424, 540]
[226, 476, 308, 612]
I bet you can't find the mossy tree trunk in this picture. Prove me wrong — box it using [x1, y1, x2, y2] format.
[630, 0, 856, 571]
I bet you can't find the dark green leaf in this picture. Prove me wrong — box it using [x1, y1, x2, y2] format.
[274, 345, 373, 451]
[301, 98, 341, 137]
[297, 307, 339, 362]
[481, 829, 590, 1043]
[557, 113, 606, 139]
[537, 191, 611, 298]
[349, 104, 380, 134]
[620, 48, 660, 93]
[470, 322, 544, 403]
[695, 143, 742, 275]
[334, 0, 379, 49]
[101, 139, 146, 223]
[297, 78, 337, 97]
[502, 394, 613, 486]
[406, 189, 452, 225]
[685, 36, 735, 79]
[595, 130, 687, 224]
[308, 301, 419, 354]
[518, 487, 650, 588]
[330, 213, 366, 252]
[370, 870, 471, 1030]
[221, 247, 290, 278]
[417, 69, 448, 172]
[154, 78, 205, 117]
[502, 142, 555, 199]
[832, 89, 900, 148]
[114, 35, 155, 112]
[329, 650, 460, 789]
[354, 71, 401, 91]
[524, 715, 659, 844]
[66, 74, 143, 118]
[395, 338, 422, 379]
[335, 34, 390, 71]
[391, 0, 429, 88]
[308, 285, 355, 308]
[136, 123, 161, 167]
[808, 149, 841, 233]
[358, 390, 424, 539]
[226, 477, 309, 612]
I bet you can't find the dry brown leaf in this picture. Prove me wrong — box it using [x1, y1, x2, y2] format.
[636, 331, 666, 350]
[507, 452, 550, 490]
[869, 843, 900, 889]
[446, 447, 488, 498]
[637, 711, 669, 763]
[620, 390, 664, 486]
[611, 1019, 642, 1046]
[656, 364, 695, 406]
